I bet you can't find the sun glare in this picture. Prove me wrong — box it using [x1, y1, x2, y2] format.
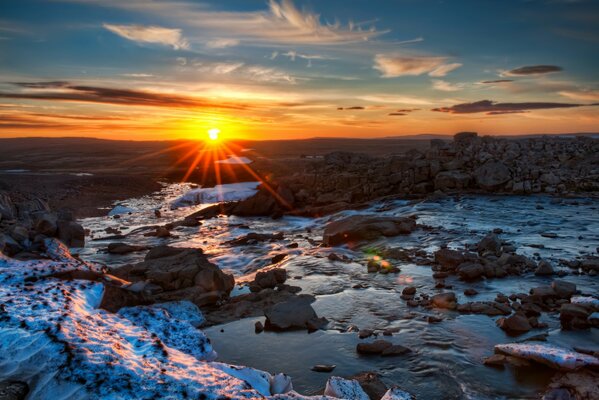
[208, 128, 220, 141]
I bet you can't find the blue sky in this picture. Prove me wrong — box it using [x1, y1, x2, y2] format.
[0, 0, 598, 139]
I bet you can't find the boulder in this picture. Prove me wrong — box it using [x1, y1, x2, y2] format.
[264, 295, 326, 331]
[496, 313, 532, 335]
[474, 161, 511, 190]
[458, 301, 511, 316]
[477, 233, 501, 255]
[431, 292, 457, 310]
[457, 262, 485, 280]
[111, 246, 234, 308]
[552, 280, 576, 299]
[559, 304, 591, 330]
[356, 340, 392, 355]
[434, 248, 468, 270]
[349, 372, 388, 400]
[434, 171, 471, 190]
[107, 242, 148, 255]
[323, 215, 416, 246]
[535, 260, 554, 276]
[56, 220, 85, 247]
[324, 377, 369, 400]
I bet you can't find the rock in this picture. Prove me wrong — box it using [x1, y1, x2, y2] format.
[356, 340, 392, 355]
[434, 248, 467, 269]
[381, 344, 412, 357]
[0, 381, 29, 400]
[56, 220, 85, 247]
[457, 301, 511, 316]
[311, 364, 336, 373]
[457, 262, 485, 280]
[431, 292, 457, 310]
[226, 232, 284, 246]
[271, 253, 287, 264]
[254, 321, 264, 334]
[552, 280, 576, 298]
[264, 296, 326, 331]
[111, 246, 234, 308]
[324, 376, 369, 400]
[559, 303, 591, 330]
[454, 131, 478, 143]
[483, 354, 507, 368]
[349, 372, 388, 400]
[34, 213, 58, 236]
[252, 268, 287, 291]
[434, 171, 471, 190]
[474, 161, 511, 190]
[464, 288, 478, 296]
[0, 233, 23, 257]
[107, 242, 148, 255]
[496, 313, 532, 335]
[535, 260, 554, 276]
[323, 215, 416, 246]
[477, 233, 501, 255]
[543, 370, 599, 400]
[358, 329, 374, 339]
[402, 286, 416, 296]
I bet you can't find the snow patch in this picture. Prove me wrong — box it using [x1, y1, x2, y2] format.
[215, 156, 253, 164]
[170, 181, 260, 209]
[324, 377, 369, 400]
[108, 205, 135, 216]
[571, 296, 599, 309]
[381, 387, 414, 400]
[494, 343, 599, 371]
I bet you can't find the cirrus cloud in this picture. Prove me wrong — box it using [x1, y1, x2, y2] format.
[373, 54, 461, 78]
[432, 99, 596, 114]
[103, 23, 189, 50]
[503, 65, 563, 76]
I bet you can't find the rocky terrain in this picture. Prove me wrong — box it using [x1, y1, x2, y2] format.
[0, 133, 598, 399]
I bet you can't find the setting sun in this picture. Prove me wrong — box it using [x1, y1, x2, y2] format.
[207, 128, 220, 141]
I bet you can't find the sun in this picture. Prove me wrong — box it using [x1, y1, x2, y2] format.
[207, 128, 220, 141]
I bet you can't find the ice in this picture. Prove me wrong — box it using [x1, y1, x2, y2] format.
[494, 343, 599, 371]
[108, 205, 135, 216]
[215, 156, 253, 164]
[324, 377, 370, 400]
[571, 296, 599, 309]
[170, 181, 260, 209]
[381, 388, 414, 400]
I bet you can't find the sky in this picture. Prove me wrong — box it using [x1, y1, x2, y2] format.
[0, 0, 598, 141]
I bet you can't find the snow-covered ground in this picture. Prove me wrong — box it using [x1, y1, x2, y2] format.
[0, 239, 410, 399]
[170, 181, 260, 209]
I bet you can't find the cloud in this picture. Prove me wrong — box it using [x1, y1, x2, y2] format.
[205, 38, 240, 48]
[559, 89, 599, 101]
[338, 106, 365, 110]
[1, 82, 250, 110]
[103, 23, 189, 49]
[359, 94, 433, 105]
[281, 51, 334, 66]
[388, 112, 406, 116]
[93, 0, 385, 46]
[481, 79, 514, 84]
[503, 65, 563, 76]
[432, 79, 464, 92]
[373, 54, 461, 78]
[431, 99, 595, 114]
[192, 61, 297, 83]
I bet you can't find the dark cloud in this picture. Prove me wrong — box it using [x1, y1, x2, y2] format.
[395, 108, 420, 112]
[0, 82, 250, 110]
[388, 112, 407, 116]
[507, 65, 563, 75]
[11, 81, 70, 89]
[481, 79, 514, 84]
[338, 106, 365, 110]
[432, 99, 594, 114]
[486, 110, 529, 115]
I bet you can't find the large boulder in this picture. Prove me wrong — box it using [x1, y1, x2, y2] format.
[111, 246, 234, 308]
[263, 295, 326, 331]
[323, 215, 416, 246]
[474, 161, 511, 190]
[57, 220, 85, 247]
[431, 292, 457, 310]
[496, 313, 532, 335]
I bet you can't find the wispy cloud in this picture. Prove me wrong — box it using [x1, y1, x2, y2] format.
[373, 54, 461, 77]
[432, 79, 464, 92]
[193, 61, 297, 84]
[280, 51, 334, 67]
[559, 89, 599, 101]
[359, 94, 434, 105]
[432, 99, 595, 114]
[103, 23, 189, 49]
[480, 79, 514, 84]
[205, 38, 240, 48]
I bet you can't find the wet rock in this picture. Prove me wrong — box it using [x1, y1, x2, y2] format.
[264, 295, 326, 331]
[381, 344, 412, 357]
[494, 343, 599, 371]
[483, 354, 507, 368]
[226, 232, 284, 246]
[349, 372, 388, 400]
[323, 215, 416, 246]
[559, 303, 592, 330]
[251, 268, 287, 292]
[34, 213, 57, 236]
[358, 329, 374, 339]
[477, 233, 501, 256]
[356, 340, 392, 355]
[311, 364, 336, 373]
[543, 370, 599, 400]
[464, 288, 478, 296]
[0, 380, 29, 400]
[457, 301, 511, 316]
[107, 242, 148, 255]
[0, 233, 22, 257]
[535, 260, 554, 276]
[402, 286, 416, 296]
[457, 262, 485, 280]
[431, 292, 457, 310]
[254, 321, 264, 334]
[434, 170, 471, 190]
[434, 248, 467, 270]
[496, 313, 532, 335]
[552, 280, 577, 299]
[381, 387, 414, 400]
